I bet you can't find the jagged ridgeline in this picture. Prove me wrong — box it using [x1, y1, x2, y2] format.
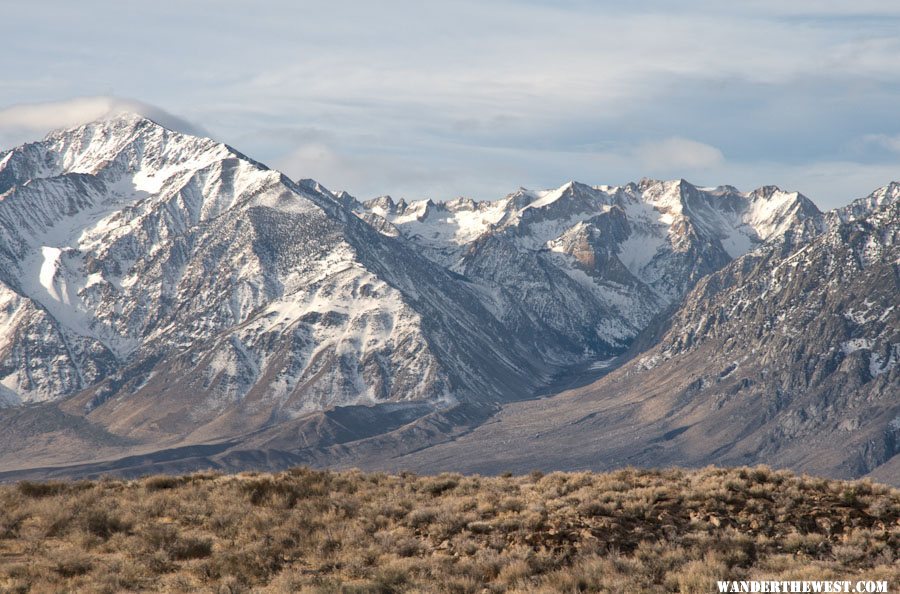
[0, 115, 821, 409]
[387, 188, 898, 481]
[0, 113, 895, 480]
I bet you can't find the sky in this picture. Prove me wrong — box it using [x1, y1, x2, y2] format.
[3, 1, 900, 209]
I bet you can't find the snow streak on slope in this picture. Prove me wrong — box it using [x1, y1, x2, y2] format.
[0, 113, 829, 453]
[0, 115, 469, 415]
[356, 178, 824, 355]
[606, 188, 900, 477]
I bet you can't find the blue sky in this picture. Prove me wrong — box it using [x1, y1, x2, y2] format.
[3, 0, 900, 208]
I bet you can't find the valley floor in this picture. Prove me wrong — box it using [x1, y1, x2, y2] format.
[0, 466, 897, 593]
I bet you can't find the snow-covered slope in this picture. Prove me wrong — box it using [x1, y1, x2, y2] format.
[613, 186, 900, 476]
[375, 186, 899, 481]
[356, 178, 823, 358]
[0, 113, 828, 448]
[2, 113, 896, 481]
[0, 114, 549, 437]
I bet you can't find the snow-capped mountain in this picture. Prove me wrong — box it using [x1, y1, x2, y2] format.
[615, 185, 899, 477]
[372, 185, 898, 481]
[3, 112, 892, 481]
[0, 114, 554, 442]
[0, 114, 821, 423]
[355, 178, 823, 356]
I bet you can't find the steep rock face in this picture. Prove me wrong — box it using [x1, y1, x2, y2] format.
[359, 186, 897, 481]
[8, 113, 885, 474]
[622, 187, 899, 475]
[0, 113, 896, 481]
[356, 178, 824, 359]
[0, 115, 551, 440]
[0, 114, 821, 422]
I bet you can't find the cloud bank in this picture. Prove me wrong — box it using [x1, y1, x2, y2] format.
[0, 97, 207, 148]
[635, 138, 725, 172]
[3, 1, 900, 208]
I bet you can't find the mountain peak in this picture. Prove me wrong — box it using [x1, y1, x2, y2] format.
[297, 178, 332, 194]
[2, 115, 896, 482]
[874, 181, 900, 203]
[42, 111, 164, 143]
[634, 177, 696, 195]
[837, 181, 900, 222]
[100, 110, 158, 126]
[521, 180, 596, 211]
[749, 184, 794, 201]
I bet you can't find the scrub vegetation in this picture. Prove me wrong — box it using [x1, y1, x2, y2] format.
[0, 466, 897, 592]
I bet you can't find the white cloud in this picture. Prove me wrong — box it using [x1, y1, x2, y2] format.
[733, 0, 900, 15]
[634, 137, 725, 171]
[708, 158, 900, 210]
[0, 97, 206, 148]
[3, 3, 899, 209]
[272, 139, 531, 201]
[274, 142, 457, 199]
[858, 133, 900, 153]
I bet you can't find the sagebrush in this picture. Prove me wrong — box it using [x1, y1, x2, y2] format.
[0, 466, 897, 592]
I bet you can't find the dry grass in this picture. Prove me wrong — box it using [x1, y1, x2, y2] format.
[0, 466, 897, 592]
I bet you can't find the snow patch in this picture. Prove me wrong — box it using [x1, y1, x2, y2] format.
[524, 182, 573, 210]
[841, 338, 873, 354]
[38, 247, 63, 302]
[869, 344, 898, 377]
[589, 357, 616, 370]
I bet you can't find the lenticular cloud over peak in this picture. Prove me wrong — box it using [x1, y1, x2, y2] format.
[0, 96, 208, 149]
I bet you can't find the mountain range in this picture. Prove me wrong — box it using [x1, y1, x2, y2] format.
[0, 114, 895, 483]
